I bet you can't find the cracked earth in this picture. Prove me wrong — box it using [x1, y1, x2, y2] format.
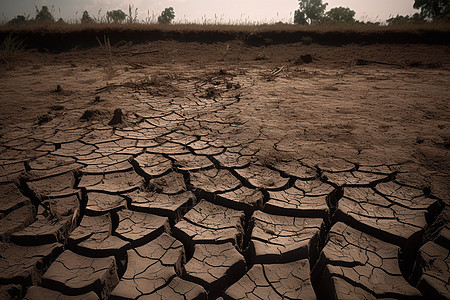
[0, 40, 449, 299]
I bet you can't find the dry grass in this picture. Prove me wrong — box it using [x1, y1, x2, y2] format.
[0, 23, 450, 57]
[0, 22, 448, 54]
[1, 22, 449, 34]
[0, 33, 23, 68]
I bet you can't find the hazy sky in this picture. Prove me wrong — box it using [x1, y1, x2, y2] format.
[1, 0, 418, 23]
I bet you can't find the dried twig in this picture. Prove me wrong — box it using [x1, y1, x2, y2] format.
[94, 84, 124, 94]
[271, 66, 285, 76]
[121, 50, 159, 56]
[124, 60, 146, 69]
[356, 59, 401, 67]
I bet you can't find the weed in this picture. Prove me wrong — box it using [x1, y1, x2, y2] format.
[122, 74, 177, 96]
[96, 34, 117, 79]
[301, 35, 313, 45]
[127, 4, 138, 24]
[94, 9, 106, 23]
[0, 33, 23, 66]
[219, 44, 230, 61]
[256, 49, 268, 60]
[96, 34, 112, 58]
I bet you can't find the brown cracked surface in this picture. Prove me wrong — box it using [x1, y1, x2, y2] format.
[313, 222, 422, 299]
[250, 211, 323, 264]
[333, 186, 435, 247]
[413, 241, 450, 299]
[225, 259, 315, 299]
[68, 213, 130, 258]
[0, 39, 448, 299]
[185, 242, 246, 294]
[109, 233, 192, 299]
[41, 250, 119, 299]
[173, 200, 245, 252]
[115, 209, 170, 247]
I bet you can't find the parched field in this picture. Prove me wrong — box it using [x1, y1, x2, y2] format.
[0, 28, 449, 299]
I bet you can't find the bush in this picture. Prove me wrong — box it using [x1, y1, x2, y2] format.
[106, 10, 126, 24]
[35, 6, 55, 23]
[1, 34, 23, 65]
[7, 15, 30, 26]
[158, 7, 175, 24]
[81, 11, 94, 24]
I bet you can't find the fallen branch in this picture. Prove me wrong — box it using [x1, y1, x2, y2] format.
[124, 60, 146, 69]
[94, 84, 124, 94]
[121, 50, 159, 56]
[356, 59, 402, 67]
[271, 66, 285, 76]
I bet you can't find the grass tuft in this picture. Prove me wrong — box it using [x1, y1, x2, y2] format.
[0, 33, 23, 66]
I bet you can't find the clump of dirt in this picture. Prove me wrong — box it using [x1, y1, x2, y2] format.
[49, 84, 73, 96]
[108, 108, 124, 126]
[53, 84, 62, 93]
[36, 114, 53, 125]
[90, 96, 106, 104]
[123, 75, 179, 96]
[202, 87, 221, 99]
[49, 105, 65, 111]
[293, 54, 314, 64]
[147, 178, 165, 193]
[80, 109, 108, 121]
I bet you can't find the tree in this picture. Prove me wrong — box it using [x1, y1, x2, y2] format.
[414, 0, 449, 20]
[106, 10, 126, 23]
[294, 10, 308, 25]
[386, 13, 424, 25]
[355, 20, 381, 26]
[324, 7, 356, 23]
[158, 7, 175, 24]
[81, 11, 94, 23]
[294, 0, 328, 24]
[35, 6, 55, 23]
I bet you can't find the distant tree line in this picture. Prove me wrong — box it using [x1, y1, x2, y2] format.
[7, 6, 65, 25]
[4, 1, 449, 26]
[293, 0, 450, 25]
[6, 5, 175, 26]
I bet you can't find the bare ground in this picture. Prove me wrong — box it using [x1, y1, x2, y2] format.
[0, 40, 449, 299]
